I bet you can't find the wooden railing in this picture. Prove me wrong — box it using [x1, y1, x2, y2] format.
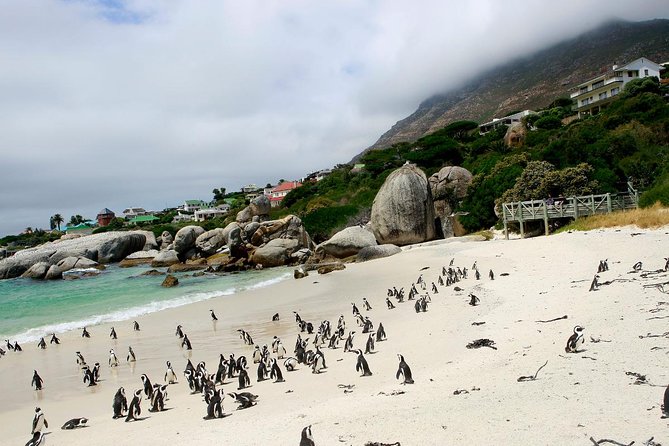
[501, 187, 638, 239]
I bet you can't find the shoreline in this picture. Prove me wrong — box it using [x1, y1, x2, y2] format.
[1, 228, 667, 445]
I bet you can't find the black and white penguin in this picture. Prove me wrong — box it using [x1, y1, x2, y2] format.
[61, 417, 88, 429]
[354, 349, 373, 376]
[133, 320, 140, 331]
[204, 388, 225, 419]
[31, 370, 44, 390]
[237, 368, 250, 390]
[272, 313, 280, 321]
[376, 322, 387, 342]
[663, 383, 669, 417]
[110, 327, 117, 340]
[300, 425, 315, 446]
[362, 317, 374, 334]
[175, 324, 184, 338]
[25, 431, 45, 446]
[141, 374, 154, 399]
[125, 389, 142, 422]
[82, 327, 90, 338]
[215, 355, 227, 385]
[5, 339, 13, 351]
[112, 387, 128, 419]
[149, 385, 167, 412]
[82, 366, 96, 387]
[311, 347, 325, 374]
[210, 309, 218, 321]
[31, 407, 48, 434]
[127, 346, 136, 362]
[489, 269, 495, 280]
[364, 333, 375, 354]
[468, 293, 480, 306]
[362, 298, 372, 311]
[396, 354, 414, 384]
[565, 325, 585, 353]
[76, 351, 86, 367]
[351, 302, 360, 316]
[284, 357, 298, 372]
[276, 340, 287, 359]
[328, 333, 340, 349]
[269, 358, 284, 383]
[164, 361, 178, 384]
[475, 269, 481, 280]
[37, 338, 46, 350]
[50, 333, 60, 344]
[344, 331, 355, 352]
[664, 257, 669, 272]
[108, 349, 119, 367]
[228, 392, 258, 410]
[256, 360, 268, 382]
[252, 345, 262, 363]
[589, 274, 600, 292]
[181, 334, 192, 350]
[431, 282, 438, 293]
[386, 297, 395, 309]
[92, 363, 100, 383]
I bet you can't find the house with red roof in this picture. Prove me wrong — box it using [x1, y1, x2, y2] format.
[267, 181, 302, 207]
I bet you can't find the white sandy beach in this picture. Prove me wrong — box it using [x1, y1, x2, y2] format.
[1, 228, 668, 445]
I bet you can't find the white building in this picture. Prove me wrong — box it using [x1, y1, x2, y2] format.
[172, 212, 195, 223]
[183, 200, 209, 213]
[122, 207, 148, 220]
[479, 110, 536, 134]
[194, 204, 231, 222]
[570, 57, 662, 118]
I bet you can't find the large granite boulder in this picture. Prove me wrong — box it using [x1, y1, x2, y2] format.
[120, 249, 159, 267]
[236, 207, 253, 224]
[251, 238, 299, 267]
[249, 195, 271, 217]
[429, 166, 473, 238]
[227, 225, 248, 259]
[504, 122, 526, 148]
[133, 230, 158, 251]
[249, 215, 311, 248]
[97, 233, 147, 263]
[151, 250, 180, 267]
[173, 226, 206, 255]
[370, 163, 436, 246]
[160, 231, 174, 250]
[356, 244, 402, 262]
[21, 262, 51, 279]
[195, 229, 227, 257]
[315, 226, 377, 259]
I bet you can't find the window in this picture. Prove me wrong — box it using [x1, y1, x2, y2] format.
[644, 69, 649, 76]
[599, 92, 608, 100]
[628, 71, 634, 77]
[592, 80, 604, 89]
[611, 87, 620, 96]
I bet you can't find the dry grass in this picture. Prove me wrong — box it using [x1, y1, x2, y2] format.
[558, 203, 669, 231]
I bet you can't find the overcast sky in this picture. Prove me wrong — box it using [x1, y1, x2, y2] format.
[0, 0, 667, 235]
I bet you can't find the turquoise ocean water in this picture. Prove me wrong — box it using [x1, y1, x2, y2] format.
[0, 265, 291, 342]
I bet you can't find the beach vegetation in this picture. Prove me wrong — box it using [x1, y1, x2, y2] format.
[557, 202, 669, 231]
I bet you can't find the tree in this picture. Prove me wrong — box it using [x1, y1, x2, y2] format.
[212, 187, 227, 202]
[69, 215, 86, 226]
[51, 214, 64, 231]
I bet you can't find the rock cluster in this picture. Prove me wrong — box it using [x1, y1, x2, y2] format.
[428, 166, 473, 238]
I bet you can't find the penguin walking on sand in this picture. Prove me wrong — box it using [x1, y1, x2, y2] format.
[632, 261, 642, 272]
[37, 338, 46, 350]
[127, 346, 136, 362]
[210, 309, 218, 321]
[82, 366, 96, 387]
[475, 269, 481, 280]
[76, 351, 86, 367]
[113, 387, 128, 419]
[14, 341, 22, 352]
[50, 333, 60, 344]
[311, 347, 326, 374]
[589, 274, 600, 292]
[431, 282, 438, 294]
[396, 354, 414, 384]
[276, 340, 287, 359]
[5, 339, 13, 351]
[133, 320, 140, 331]
[252, 345, 262, 363]
[175, 325, 184, 338]
[300, 425, 315, 446]
[468, 293, 480, 306]
[344, 331, 355, 352]
[110, 327, 117, 340]
[31, 370, 44, 390]
[31, 407, 48, 434]
[376, 323, 387, 342]
[164, 361, 178, 384]
[237, 368, 250, 390]
[269, 358, 285, 383]
[125, 389, 142, 422]
[386, 297, 395, 309]
[82, 327, 90, 338]
[181, 334, 192, 350]
[354, 349, 373, 376]
[364, 334, 375, 354]
[141, 374, 154, 399]
[109, 349, 119, 367]
[149, 385, 167, 412]
[362, 298, 372, 311]
[489, 269, 495, 280]
[61, 417, 88, 429]
[565, 326, 585, 353]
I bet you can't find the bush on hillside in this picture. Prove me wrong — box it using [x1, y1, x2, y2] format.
[534, 115, 562, 130]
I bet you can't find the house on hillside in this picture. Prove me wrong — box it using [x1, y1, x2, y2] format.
[479, 110, 536, 134]
[303, 169, 332, 183]
[268, 181, 302, 208]
[122, 207, 148, 220]
[96, 208, 115, 227]
[570, 57, 663, 118]
[128, 215, 159, 225]
[64, 222, 95, 235]
[183, 200, 209, 213]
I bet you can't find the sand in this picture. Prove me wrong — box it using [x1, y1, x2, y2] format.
[1, 228, 668, 445]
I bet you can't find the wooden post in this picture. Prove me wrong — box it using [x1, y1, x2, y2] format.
[543, 200, 549, 236]
[503, 205, 509, 240]
[606, 193, 612, 213]
[518, 201, 524, 238]
[591, 195, 595, 214]
[573, 197, 578, 219]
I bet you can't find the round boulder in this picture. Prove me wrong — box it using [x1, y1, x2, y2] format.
[173, 226, 206, 255]
[251, 238, 299, 267]
[151, 250, 180, 267]
[195, 228, 227, 257]
[370, 163, 436, 246]
[249, 195, 271, 217]
[162, 274, 179, 287]
[356, 244, 402, 262]
[315, 226, 377, 259]
[504, 122, 526, 148]
[428, 166, 473, 201]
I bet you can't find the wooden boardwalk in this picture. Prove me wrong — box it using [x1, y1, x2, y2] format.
[501, 187, 638, 239]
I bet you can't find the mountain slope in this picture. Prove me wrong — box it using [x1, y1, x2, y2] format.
[360, 19, 669, 157]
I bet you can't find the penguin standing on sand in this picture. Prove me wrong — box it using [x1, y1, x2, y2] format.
[109, 349, 119, 367]
[364, 334, 375, 354]
[92, 362, 101, 383]
[344, 331, 355, 352]
[76, 351, 86, 367]
[204, 389, 225, 419]
[237, 368, 250, 390]
[311, 347, 325, 374]
[386, 297, 395, 309]
[164, 361, 178, 384]
[362, 298, 372, 311]
[141, 374, 154, 399]
[175, 325, 184, 338]
[31, 370, 44, 390]
[31, 407, 48, 434]
[489, 270, 495, 280]
[664, 257, 669, 272]
[354, 349, 373, 376]
[252, 345, 262, 363]
[272, 313, 280, 321]
[633, 261, 642, 272]
[82, 366, 96, 387]
[149, 385, 167, 412]
[565, 326, 585, 353]
[5, 339, 13, 351]
[181, 334, 192, 350]
[269, 358, 285, 383]
[210, 310, 218, 321]
[125, 389, 142, 422]
[468, 293, 480, 306]
[256, 360, 268, 382]
[133, 321, 140, 331]
[50, 333, 60, 344]
[396, 354, 414, 384]
[376, 323, 386, 342]
[37, 338, 46, 350]
[13, 341, 22, 351]
[351, 302, 360, 316]
[82, 327, 90, 338]
[112, 387, 128, 419]
[25, 432, 45, 446]
[127, 346, 136, 362]
[110, 327, 117, 340]
[589, 274, 600, 292]
[300, 425, 315, 446]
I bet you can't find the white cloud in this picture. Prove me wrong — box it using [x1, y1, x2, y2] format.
[0, 0, 666, 234]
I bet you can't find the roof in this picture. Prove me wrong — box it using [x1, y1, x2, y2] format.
[185, 200, 206, 205]
[269, 195, 284, 202]
[272, 181, 302, 193]
[64, 222, 95, 231]
[575, 57, 661, 89]
[128, 215, 159, 223]
[97, 208, 114, 216]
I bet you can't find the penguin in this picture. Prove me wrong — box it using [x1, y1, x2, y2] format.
[252, 345, 262, 363]
[386, 297, 395, 309]
[362, 298, 372, 311]
[269, 358, 284, 383]
[76, 351, 86, 367]
[228, 392, 258, 410]
[13, 341, 22, 351]
[31, 370, 44, 390]
[327, 334, 340, 349]
[25, 432, 45, 446]
[112, 387, 128, 419]
[5, 339, 13, 351]
[431, 282, 438, 293]
[663, 383, 669, 417]
[300, 425, 315, 446]
[226, 354, 238, 379]
[127, 346, 136, 362]
[420, 296, 428, 312]
[181, 334, 192, 350]
[110, 327, 117, 340]
[210, 309, 218, 321]
[284, 357, 298, 372]
[0, 346, 4, 357]
[164, 361, 178, 384]
[133, 320, 140, 331]
[31, 407, 48, 434]
[61, 417, 88, 429]
[272, 313, 280, 321]
[449, 258, 454, 266]
[396, 354, 414, 384]
[204, 388, 225, 419]
[141, 374, 154, 399]
[149, 385, 167, 412]
[565, 325, 585, 353]
[82, 366, 96, 387]
[633, 261, 642, 272]
[475, 269, 481, 280]
[293, 311, 302, 324]
[49, 333, 60, 344]
[344, 331, 355, 352]
[256, 360, 268, 382]
[125, 389, 142, 422]
[175, 325, 184, 338]
[108, 349, 119, 367]
[362, 317, 374, 334]
[489, 269, 495, 280]
[364, 333, 375, 354]
[276, 340, 287, 359]
[468, 293, 480, 306]
[351, 302, 360, 316]
[215, 355, 227, 384]
[589, 274, 599, 292]
[354, 349, 373, 376]
[311, 347, 325, 374]
[92, 362, 101, 383]
[37, 338, 46, 350]
[237, 368, 250, 390]
[82, 327, 90, 338]
[664, 257, 669, 272]
[376, 322, 387, 342]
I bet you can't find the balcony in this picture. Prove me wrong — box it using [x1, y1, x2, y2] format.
[570, 76, 624, 98]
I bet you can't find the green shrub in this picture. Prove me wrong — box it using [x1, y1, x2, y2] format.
[534, 115, 562, 130]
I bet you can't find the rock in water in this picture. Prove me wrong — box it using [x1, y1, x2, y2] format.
[151, 250, 180, 267]
[161, 274, 179, 287]
[315, 226, 377, 259]
[370, 163, 436, 246]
